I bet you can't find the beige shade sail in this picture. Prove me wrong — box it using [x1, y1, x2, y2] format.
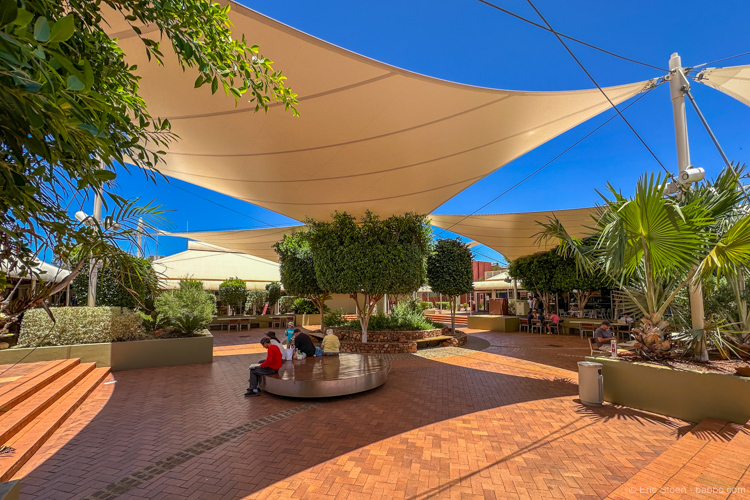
[163, 227, 301, 262]
[696, 64, 750, 107]
[105, 3, 654, 221]
[430, 207, 596, 262]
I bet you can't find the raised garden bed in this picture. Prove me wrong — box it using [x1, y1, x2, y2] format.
[586, 356, 750, 424]
[332, 328, 467, 354]
[0, 332, 213, 372]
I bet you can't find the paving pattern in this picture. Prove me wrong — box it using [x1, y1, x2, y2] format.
[10, 330, 693, 499]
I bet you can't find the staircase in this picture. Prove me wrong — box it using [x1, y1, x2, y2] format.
[0, 359, 110, 481]
[607, 418, 750, 499]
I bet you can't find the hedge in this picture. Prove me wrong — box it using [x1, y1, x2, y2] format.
[19, 307, 146, 347]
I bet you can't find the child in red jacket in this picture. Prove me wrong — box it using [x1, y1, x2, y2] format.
[245, 338, 282, 397]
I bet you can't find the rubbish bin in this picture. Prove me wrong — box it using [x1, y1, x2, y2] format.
[577, 361, 603, 406]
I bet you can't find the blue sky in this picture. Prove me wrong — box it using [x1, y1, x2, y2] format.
[84, 0, 750, 264]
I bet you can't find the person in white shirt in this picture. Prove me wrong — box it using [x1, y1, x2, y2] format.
[619, 313, 634, 326]
[265, 332, 288, 359]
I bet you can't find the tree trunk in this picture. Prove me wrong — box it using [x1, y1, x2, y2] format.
[450, 296, 456, 335]
[697, 331, 709, 362]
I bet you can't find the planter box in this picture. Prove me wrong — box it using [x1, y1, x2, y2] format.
[467, 315, 520, 332]
[0, 333, 213, 372]
[586, 356, 750, 424]
[295, 314, 321, 327]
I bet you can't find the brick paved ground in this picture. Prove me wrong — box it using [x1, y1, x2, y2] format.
[11, 330, 692, 499]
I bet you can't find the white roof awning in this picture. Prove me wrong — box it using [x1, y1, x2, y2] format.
[107, 3, 654, 221]
[430, 207, 596, 262]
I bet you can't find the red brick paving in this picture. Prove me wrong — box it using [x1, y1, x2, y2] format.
[5, 331, 706, 499]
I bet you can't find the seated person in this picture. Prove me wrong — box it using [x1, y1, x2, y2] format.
[620, 313, 634, 326]
[546, 312, 560, 334]
[245, 338, 282, 397]
[322, 329, 340, 354]
[265, 331, 286, 356]
[293, 329, 316, 358]
[594, 320, 615, 352]
[527, 310, 534, 328]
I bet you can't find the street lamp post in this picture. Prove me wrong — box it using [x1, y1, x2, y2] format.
[75, 192, 103, 307]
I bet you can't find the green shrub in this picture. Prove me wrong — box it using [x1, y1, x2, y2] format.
[344, 299, 440, 331]
[70, 256, 157, 308]
[324, 308, 347, 327]
[156, 287, 216, 334]
[179, 278, 204, 291]
[265, 282, 281, 309]
[420, 301, 432, 310]
[245, 289, 269, 314]
[293, 297, 319, 314]
[279, 296, 296, 314]
[19, 307, 146, 347]
[219, 277, 246, 311]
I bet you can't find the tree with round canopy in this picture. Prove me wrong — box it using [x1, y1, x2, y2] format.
[426, 239, 474, 334]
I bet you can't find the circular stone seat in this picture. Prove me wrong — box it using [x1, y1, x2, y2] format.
[260, 353, 391, 398]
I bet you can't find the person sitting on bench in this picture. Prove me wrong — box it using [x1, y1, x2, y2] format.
[322, 329, 340, 355]
[594, 320, 615, 352]
[293, 329, 316, 358]
[245, 338, 282, 397]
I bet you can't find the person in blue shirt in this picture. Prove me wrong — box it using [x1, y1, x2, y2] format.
[285, 322, 295, 345]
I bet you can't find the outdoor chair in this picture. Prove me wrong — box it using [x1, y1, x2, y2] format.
[588, 337, 609, 356]
[531, 321, 543, 334]
[579, 322, 596, 339]
[520, 322, 529, 333]
[549, 323, 561, 335]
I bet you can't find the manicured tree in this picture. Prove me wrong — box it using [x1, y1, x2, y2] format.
[265, 282, 282, 313]
[218, 277, 246, 314]
[426, 239, 474, 334]
[245, 289, 269, 314]
[306, 211, 431, 342]
[273, 232, 331, 328]
[553, 253, 611, 314]
[508, 251, 563, 312]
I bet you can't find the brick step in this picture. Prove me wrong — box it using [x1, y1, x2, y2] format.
[678, 422, 750, 499]
[0, 367, 110, 481]
[0, 359, 80, 413]
[0, 363, 95, 447]
[650, 421, 741, 499]
[606, 418, 730, 500]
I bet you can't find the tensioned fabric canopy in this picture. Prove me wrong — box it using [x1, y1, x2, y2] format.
[430, 208, 596, 262]
[696, 64, 750, 107]
[164, 227, 301, 262]
[105, 3, 653, 221]
[168, 207, 595, 263]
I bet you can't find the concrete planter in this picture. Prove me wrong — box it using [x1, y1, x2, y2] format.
[586, 356, 750, 424]
[467, 315, 520, 332]
[295, 314, 321, 327]
[0, 332, 213, 372]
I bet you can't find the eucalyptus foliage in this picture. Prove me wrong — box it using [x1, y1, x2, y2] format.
[0, 0, 297, 321]
[265, 282, 281, 310]
[426, 239, 473, 334]
[306, 211, 431, 341]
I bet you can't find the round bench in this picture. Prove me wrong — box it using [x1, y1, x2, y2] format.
[260, 353, 391, 398]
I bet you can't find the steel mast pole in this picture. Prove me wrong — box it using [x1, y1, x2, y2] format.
[87, 191, 103, 307]
[668, 52, 704, 332]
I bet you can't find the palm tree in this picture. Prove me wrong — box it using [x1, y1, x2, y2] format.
[538, 166, 750, 361]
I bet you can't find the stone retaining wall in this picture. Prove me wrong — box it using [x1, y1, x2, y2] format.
[332, 328, 443, 342]
[331, 328, 467, 354]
